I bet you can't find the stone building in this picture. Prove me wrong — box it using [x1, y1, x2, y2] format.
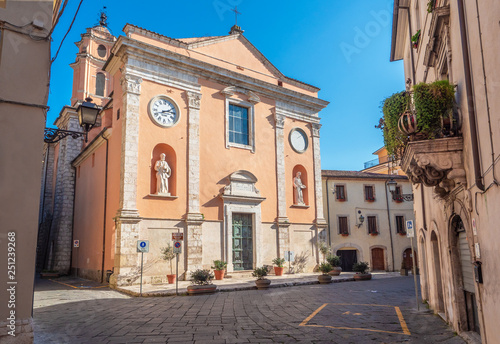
[38, 20, 329, 287]
[0, 1, 62, 342]
[391, 0, 500, 341]
[322, 171, 415, 272]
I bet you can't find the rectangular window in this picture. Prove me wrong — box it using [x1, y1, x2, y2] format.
[368, 216, 378, 234]
[394, 185, 403, 202]
[336, 185, 346, 201]
[365, 185, 375, 201]
[396, 216, 406, 234]
[338, 216, 349, 235]
[228, 104, 249, 145]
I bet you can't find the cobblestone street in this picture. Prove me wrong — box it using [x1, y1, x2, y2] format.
[33, 276, 464, 343]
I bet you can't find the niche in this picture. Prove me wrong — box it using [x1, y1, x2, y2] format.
[150, 144, 176, 196]
[292, 165, 308, 206]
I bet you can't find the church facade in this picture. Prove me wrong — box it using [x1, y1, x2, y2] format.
[39, 21, 329, 287]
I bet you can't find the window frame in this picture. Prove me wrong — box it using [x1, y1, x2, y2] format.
[395, 215, 406, 234]
[393, 185, 403, 202]
[364, 184, 376, 202]
[95, 72, 105, 97]
[225, 98, 255, 152]
[367, 215, 378, 235]
[337, 215, 350, 236]
[335, 184, 347, 201]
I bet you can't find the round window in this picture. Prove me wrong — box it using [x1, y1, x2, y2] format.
[97, 44, 106, 58]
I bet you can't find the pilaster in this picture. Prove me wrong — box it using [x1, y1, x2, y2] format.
[311, 123, 327, 226]
[274, 110, 290, 258]
[185, 91, 204, 277]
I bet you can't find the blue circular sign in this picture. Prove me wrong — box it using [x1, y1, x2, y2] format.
[174, 242, 181, 248]
[140, 242, 146, 248]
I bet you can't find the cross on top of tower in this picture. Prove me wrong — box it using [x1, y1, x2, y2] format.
[228, 6, 244, 35]
[231, 6, 241, 26]
[99, 7, 108, 27]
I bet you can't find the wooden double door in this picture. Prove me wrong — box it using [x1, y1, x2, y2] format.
[371, 248, 385, 271]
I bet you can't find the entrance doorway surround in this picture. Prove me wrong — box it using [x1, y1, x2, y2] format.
[221, 170, 265, 272]
[371, 247, 385, 271]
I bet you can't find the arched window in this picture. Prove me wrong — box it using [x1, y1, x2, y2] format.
[95, 72, 105, 96]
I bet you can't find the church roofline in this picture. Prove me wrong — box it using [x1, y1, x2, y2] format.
[120, 23, 320, 92]
[105, 36, 329, 113]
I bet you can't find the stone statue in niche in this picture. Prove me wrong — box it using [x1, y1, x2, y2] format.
[294, 172, 306, 205]
[155, 153, 171, 195]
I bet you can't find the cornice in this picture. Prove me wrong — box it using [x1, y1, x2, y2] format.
[72, 128, 113, 167]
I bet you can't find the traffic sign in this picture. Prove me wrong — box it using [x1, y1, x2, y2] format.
[73, 240, 79, 248]
[173, 240, 182, 254]
[172, 232, 184, 241]
[137, 240, 149, 253]
[284, 251, 295, 262]
[406, 220, 414, 238]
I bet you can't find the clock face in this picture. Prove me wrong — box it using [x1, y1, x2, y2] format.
[289, 128, 308, 153]
[149, 96, 179, 128]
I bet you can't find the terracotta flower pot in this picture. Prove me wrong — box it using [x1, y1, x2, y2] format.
[318, 274, 332, 284]
[255, 278, 271, 290]
[167, 274, 176, 284]
[187, 284, 217, 295]
[353, 273, 372, 281]
[214, 270, 225, 280]
[329, 267, 342, 276]
[274, 267, 284, 276]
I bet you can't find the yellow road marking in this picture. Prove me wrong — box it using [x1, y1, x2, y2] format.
[300, 303, 411, 336]
[299, 303, 328, 326]
[48, 279, 108, 289]
[395, 306, 411, 335]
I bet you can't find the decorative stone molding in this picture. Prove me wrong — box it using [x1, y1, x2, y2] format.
[187, 91, 201, 109]
[220, 86, 261, 104]
[402, 137, 465, 198]
[120, 73, 143, 95]
[247, 91, 261, 104]
[221, 170, 265, 203]
[275, 112, 285, 129]
[423, 4, 450, 68]
[311, 123, 321, 137]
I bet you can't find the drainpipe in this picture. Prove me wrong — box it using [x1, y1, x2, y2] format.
[101, 131, 109, 283]
[385, 179, 396, 271]
[457, 0, 485, 191]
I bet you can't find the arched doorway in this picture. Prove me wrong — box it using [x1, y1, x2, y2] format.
[430, 231, 445, 312]
[371, 248, 385, 271]
[403, 248, 417, 270]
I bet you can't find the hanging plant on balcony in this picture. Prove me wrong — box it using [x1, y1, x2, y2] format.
[412, 80, 456, 139]
[411, 30, 421, 49]
[376, 91, 410, 158]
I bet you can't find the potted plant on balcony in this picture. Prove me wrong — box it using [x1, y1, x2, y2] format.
[318, 263, 333, 284]
[353, 262, 372, 281]
[160, 244, 176, 284]
[211, 260, 227, 280]
[411, 30, 421, 49]
[377, 91, 410, 158]
[366, 196, 375, 202]
[253, 266, 271, 290]
[272, 257, 286, 276]
[187, 269, 217, 295]
[326, 254, 342, 276]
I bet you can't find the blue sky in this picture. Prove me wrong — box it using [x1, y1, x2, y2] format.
[48, 0, 405, 170]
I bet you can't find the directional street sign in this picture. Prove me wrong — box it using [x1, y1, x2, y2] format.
[172, 233, 184, 241]
[137, 240, 149, 253]
[406, 220, 414, 238]
[173, 240, 182, 254]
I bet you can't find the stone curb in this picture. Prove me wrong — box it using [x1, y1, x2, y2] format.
[115, 277, 356, 297]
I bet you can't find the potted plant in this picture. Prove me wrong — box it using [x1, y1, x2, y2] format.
[160, 244, 176, 284]
[353, 262, 372, 281]
[411, 30, 421, 49]
[272, 257, 286, 276]
[253, 266, 271, 290]
[318, 241, 330, 263]
[400, 261, 409, 276]
[326, 255, 342, 276]
[317, 263, 333, 284]
[211, 260, 227, 280]
[366, 196, 375, 202]
[187, 269, 217, 295]
[370, 232, 379, 236]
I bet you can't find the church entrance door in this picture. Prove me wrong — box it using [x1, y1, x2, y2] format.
[232, 213, 253, 270]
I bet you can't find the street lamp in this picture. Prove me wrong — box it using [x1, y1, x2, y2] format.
[387, 178, 414, 201]
[44, 97, 101, 143]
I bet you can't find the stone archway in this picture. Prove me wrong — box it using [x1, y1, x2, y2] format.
[430, 230, 445, 312]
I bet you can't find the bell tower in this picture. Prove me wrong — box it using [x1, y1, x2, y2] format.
[70, 10, 116, 107]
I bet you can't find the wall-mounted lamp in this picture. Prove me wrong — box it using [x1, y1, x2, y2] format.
[356, 210, 365, 228]
[387, 178, 414, 202]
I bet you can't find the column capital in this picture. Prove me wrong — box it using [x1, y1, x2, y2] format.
[120, 74, 143, 95]
[275, 112, 285, 129]
[311, 123, 321, 137]
[187, 91, 202, 109]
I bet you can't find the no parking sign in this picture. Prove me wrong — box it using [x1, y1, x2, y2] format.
[173, 240, 182, 254]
